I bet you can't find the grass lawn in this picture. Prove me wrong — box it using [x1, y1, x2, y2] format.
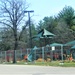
[1, 60, 75, 67]
[15, 60, 75, 67]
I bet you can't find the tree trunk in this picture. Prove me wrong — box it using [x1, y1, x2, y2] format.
[13, 28, 18, 63]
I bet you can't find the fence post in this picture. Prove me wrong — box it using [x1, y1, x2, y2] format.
[61, 45, 63, 62]
[21, 50, 22, 60]
[5, 51, 6, 63]
[0, 52, 2, 63]
[42, 47, 44, 62]
[15, 50, 16, 62]
[27, 49, 28, 56]
[35, 49, 36, 61]
[10, 51, 12, 62]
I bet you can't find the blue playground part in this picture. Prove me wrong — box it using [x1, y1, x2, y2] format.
[27, 46, 38, 62]
[27, 50, 33, 62]
[27, 54, 32, 62]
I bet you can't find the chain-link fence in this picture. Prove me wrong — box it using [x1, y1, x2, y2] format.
[0, 46, 65, 63]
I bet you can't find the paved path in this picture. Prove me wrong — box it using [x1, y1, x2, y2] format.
[0, 64, 75, 75]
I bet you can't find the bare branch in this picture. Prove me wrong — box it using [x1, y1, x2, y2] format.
[0, 21, 14, 30]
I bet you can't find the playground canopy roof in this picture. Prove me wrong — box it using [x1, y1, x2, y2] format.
[50, 43, 63, 47]
[33, 46, 38, 50]
[65, 40, 75, 46]
[71, 45, 75, 49]
[33, 29, 55, 39]
[43, 29, 55, 36]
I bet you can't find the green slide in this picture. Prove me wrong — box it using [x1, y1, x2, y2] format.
[27, 46, 38, 62]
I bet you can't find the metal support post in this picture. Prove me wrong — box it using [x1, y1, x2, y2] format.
[24, 10, 34, 48]
[61, 45, 63, 62]
[42, 47, 44, 62]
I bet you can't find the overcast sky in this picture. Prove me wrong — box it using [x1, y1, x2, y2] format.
[26, 0, 75, 24]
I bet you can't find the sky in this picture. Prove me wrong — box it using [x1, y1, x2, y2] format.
[26, 0, 75, 24]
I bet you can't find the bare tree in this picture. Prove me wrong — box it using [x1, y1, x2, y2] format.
[0, 0, 29, 63]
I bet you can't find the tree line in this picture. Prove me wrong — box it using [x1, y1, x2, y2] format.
[0, 0, 75, 51]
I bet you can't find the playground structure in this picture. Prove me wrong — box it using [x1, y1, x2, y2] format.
[0, 29, 75, 63]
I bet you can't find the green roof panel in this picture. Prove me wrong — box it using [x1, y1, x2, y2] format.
[43, 29, 55, 36]
[50, 43, 63, 47]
